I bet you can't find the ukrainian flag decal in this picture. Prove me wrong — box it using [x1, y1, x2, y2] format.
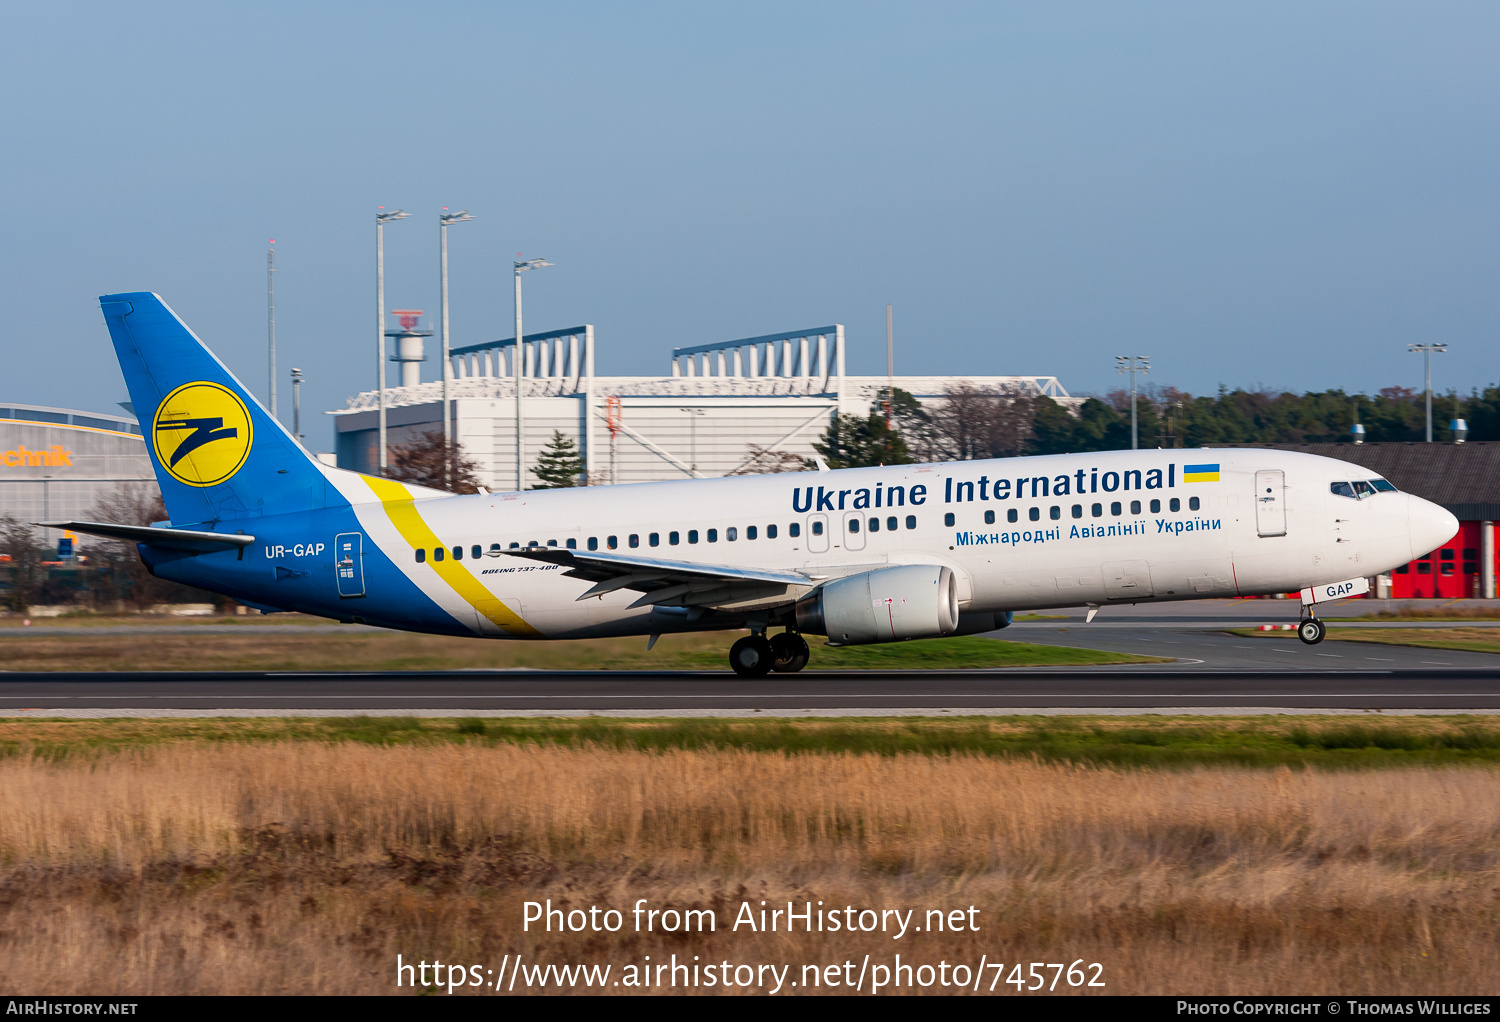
[1183, 463, 1220, 483]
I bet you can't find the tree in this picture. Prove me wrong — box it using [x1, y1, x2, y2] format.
[0, 514, 43, 613]
[388, 430, 482, 494]
[813, 412, 913, 469]
[927, 382, 1036, 460]
[728, 445, 812, 475]
[531, 430, 586, 489]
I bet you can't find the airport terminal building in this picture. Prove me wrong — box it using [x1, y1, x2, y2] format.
[0, 404, 155, 540]
[330, 323, 1074, 489]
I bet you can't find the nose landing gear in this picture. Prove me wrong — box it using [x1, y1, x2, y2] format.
[729, 630, 810, 676]
[1297, 616, 1326, 645]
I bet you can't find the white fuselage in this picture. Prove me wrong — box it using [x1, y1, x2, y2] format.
[346, 447, 1457, 639]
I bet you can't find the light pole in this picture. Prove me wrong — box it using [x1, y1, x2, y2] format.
[1115, 355, 1150, 450]
[1408, 343, 1448, 442]
[376, 208, 410, 475]
[267, 239, 277, 421]
[513, 256, 551, 490]
[290, 367, 303, 441]
[439, 209, 475, 486]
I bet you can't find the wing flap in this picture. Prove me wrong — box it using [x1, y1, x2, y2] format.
[503, 547, 820, 610]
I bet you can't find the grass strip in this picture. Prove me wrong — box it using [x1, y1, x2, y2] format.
[4, 715, 1500, 768]
[1230, 626, 1500, 655]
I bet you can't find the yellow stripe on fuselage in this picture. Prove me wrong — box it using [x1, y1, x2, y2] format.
[362, 475, 540, 636]
[1183, 472, 1219, 483]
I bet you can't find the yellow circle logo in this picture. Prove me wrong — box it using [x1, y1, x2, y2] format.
[151, 382, 253, 487]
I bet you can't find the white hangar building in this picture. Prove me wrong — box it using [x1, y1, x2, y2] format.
[0, 403, 154, 536]
[330, 324, 1073, 491]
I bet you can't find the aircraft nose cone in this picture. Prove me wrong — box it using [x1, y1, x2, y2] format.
[1407, 494, 1458, 560]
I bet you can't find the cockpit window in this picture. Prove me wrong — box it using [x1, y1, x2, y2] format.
[1352, 480, 1375, 498]
[1332, 479, 1396, 499]
[1330, 481, 1357, 499]
[1370, 478, 1397, 492]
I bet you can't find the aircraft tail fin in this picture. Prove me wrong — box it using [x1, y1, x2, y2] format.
[99, 292, 345, 526]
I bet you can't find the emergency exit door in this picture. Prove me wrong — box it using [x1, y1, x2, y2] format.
[335, 532, 366, 598]
[1254, 470, 1287, 537]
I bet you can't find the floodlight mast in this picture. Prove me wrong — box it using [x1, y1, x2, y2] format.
[513, 256, 552, 491]
[1116, 355, 1151, 450]
[439, 209, 475, 489]
[1408, 343, 1448, 442]
[375, 208, 410, 475]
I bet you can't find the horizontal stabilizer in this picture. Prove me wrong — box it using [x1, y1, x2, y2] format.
[36, 520, 255, 553]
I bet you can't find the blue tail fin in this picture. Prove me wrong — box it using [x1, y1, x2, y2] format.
[100, 292, 343, 526]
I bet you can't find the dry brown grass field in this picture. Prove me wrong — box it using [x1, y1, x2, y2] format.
[1, 730, 1498, 995]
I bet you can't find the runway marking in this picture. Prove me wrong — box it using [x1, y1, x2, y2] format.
[1315, 653, 1343, 658]
[1367, 658, 1395, 662]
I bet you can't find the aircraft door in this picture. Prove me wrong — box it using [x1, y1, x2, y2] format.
[842, 511, 866, 551]
[1255, 470, 1287, 537]
[335, 532, 366, 598]
[807, 514, 830, 553]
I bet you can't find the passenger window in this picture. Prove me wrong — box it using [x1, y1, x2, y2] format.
[629, 534, 639, 548]
[943, 513, 955, 527]
[707, 529, 718, 542]
[867, 518, 879, 532]
[848, 519, 860, 533]
[984, 510, 995, 525]
[1330, 481, 1357, 499]
[488, 543, 503, 556]
[688, 530, 699, 544]
[746, 526, 757, 540]
[471, 545, 482, 559]
[608, 536, 618, 549]
[1169, 498, 1180, 512]
[767, 524, 777, 539]
[1189, 496, 1200, 511]
[509, 542, 520, 549]
[1110, 502, 1121, 516]
[1091, 503, 1103, 518]
[1149, 499, 1161, 513]
[669, 531, 680, 545]
[1007, 509, 1018, 523]
[887, 516, 898, 531]
[1129, 500, 1141, 515]
[905, 515, 916, 529]
[789, 523, 800, 538]
[434, 547, 445, 562]
[566, 538, 577, 549]
[727, 527, 737, 541]
[547, 539, 557, 547]
[415, 548, 426, 563]
[649, 533, 660, 547]
[1050, 506, 1061, 520]
[588, 537, 598, 551]
[1072, 504, 1082, 519]
[452, 546, 463, 561]
[1028, 507, 1040, 522]
[811, 521, 823, 536]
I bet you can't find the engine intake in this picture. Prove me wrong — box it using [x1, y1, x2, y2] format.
[794, 564, 958, 644]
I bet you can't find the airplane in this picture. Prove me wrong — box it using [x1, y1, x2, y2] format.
[43, 293, 1459, 676]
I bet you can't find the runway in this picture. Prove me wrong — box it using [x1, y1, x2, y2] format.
[2, 666, 1500, 714]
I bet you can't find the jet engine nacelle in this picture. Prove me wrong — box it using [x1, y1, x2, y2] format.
[794, 564, 958, 644]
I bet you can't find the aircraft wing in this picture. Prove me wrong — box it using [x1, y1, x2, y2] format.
[35, 521, 255, 554]
[502, 547, 824, 610]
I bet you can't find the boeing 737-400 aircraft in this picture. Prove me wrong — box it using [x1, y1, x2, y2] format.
[45, 293, 1459, 676]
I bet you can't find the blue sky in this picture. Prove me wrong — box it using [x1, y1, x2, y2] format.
[3, 1, 1497, 449]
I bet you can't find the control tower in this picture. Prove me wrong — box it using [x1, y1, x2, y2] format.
[386, 309, 433, 388]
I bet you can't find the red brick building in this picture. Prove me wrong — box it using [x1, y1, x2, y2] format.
[1209, 443, 1499, 599]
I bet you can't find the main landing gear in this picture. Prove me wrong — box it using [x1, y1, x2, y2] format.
[1297, 615, 1326, 645]
[729, 631, 810, 677]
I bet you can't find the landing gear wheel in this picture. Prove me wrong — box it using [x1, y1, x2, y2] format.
[1298, 618, 1326, 645]
[729, 635, 775, 677]
[769, 632, 811, 673]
